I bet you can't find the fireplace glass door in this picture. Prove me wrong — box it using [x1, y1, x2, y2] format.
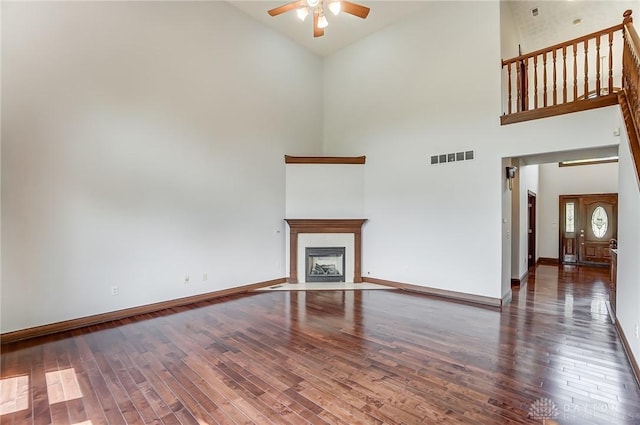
[305, 247, 346, 282]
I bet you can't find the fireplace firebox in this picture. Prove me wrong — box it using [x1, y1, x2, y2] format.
[305, 247, 346, 282]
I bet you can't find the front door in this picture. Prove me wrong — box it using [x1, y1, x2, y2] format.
[560, 194, 617, 266]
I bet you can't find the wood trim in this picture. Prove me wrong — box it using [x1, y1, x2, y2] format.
[502, 23, 624, 67]
[559, 158, 619, 167]
[285, 219, 367, 283]
[284, 155, 366, 164]
[362, 277, 503, 308]
[511, 269, 529, 287]
[0, 278, 285, 345]
[500, 94, 619, 125]
[618, 90, 640, 188]
[558, 193, 618, 266]
[537, 257, 560, 266]
[615, 320, 640, 390]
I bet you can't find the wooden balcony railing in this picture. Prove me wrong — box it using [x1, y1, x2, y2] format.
[620, 10, 640, 187]
[501, 12, 628, 125]
[500, 10, 640, 188]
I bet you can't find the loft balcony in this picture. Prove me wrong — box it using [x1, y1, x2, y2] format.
[500, 10, 640, 187]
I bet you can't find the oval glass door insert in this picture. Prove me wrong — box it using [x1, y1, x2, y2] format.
[591, 206, 608, 238]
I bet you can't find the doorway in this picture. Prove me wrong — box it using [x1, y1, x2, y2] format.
[559, 193, 617, 266]
[528, 192, 536, 269]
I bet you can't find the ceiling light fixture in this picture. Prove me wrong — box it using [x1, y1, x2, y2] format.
[328, 0, 342, 16]
[268, 0, 370, 38]
[318, 11, 329, 28]
[296, 6, 309, 21]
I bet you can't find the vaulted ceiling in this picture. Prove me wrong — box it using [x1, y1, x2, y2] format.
[228, 1, 638, 57]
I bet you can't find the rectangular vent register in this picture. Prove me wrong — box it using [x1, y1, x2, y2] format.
[430, 150, 474, 165]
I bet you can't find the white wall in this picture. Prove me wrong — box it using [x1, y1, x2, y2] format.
[285, 164, 364, 218]
[500, 0, 521, 60]
[499, 0, 522, 115]
[323, 1, 622, 300]
[1, 2, 323, 332]
[501, 158, 512, 299]
[538, 161, 619, 259]
[515, 164, 539, 279]
[615, 114, 640, 364]
[3, 1, 634, 333]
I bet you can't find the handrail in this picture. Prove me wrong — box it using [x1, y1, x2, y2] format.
[502, 23, 624, 67]
[501, 12, 629, 118]
[621, 10, 640, 187]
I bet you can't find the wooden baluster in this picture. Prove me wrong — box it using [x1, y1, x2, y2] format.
[622, 19, 628, 91]
[608, 31, 614, 93]
[553, 49, 557, 105]
[533, 56, 538, 109]
[543, 52, 548, 107]
[573, 43, 578, 101]
[584, 40, 589, 97]
[507, 63, 512, 114]
[524, 57, 529, 110]
[595, 35, 601, 96]
[562, 46, 567, 103]
[516, 59, 522, 112]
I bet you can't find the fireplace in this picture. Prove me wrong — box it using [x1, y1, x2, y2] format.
[285, 219, 367, 283]
[305, 247, 346, 282]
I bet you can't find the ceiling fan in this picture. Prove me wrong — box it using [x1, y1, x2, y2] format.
[268, 0, 370, 38]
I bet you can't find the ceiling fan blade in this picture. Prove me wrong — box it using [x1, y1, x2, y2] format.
[341, 1, 370, 19]
[268, 1, 300, 17]
[313, 9, 324, 37]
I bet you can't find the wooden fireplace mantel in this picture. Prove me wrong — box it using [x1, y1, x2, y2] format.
[284, 155, 366, 165]
[285, 219, 367, 283]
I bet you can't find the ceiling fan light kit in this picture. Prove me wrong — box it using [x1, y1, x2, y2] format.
[296, 7, 309, 21]
[268, 0, 371, 38]
[328, 0, 341, 16]
[318, 12, 329, 28]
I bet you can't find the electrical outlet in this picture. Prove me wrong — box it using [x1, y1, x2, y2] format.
[184, 275, 190, 284]
[110, 286, 119, 296]
[202, 273, 208, 281]
[635, 324, 639, 339]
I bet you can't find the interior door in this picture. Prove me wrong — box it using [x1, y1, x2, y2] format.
[578, 195, 617, 265]
[560, 194, 617, 266]
[528, 192, 536, 269]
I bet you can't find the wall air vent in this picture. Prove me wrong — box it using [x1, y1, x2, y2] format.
[430, 150, 474, 165]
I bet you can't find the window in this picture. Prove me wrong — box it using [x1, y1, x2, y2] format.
[591, 206, 608, 238]
[566, 202, 575, 233]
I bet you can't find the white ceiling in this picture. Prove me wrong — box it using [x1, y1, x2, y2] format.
[506, 0, 638, 53]
[228, 0, 638, 57]
[229, 1, 430, 56]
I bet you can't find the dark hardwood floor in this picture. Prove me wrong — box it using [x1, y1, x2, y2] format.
[2, 265, 640, 424]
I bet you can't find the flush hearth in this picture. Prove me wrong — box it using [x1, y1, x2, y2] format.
[305, 247, 346, 282]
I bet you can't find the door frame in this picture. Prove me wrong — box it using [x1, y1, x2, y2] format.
[558, 193, 618, 265]
[527, 191, 537, 269]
